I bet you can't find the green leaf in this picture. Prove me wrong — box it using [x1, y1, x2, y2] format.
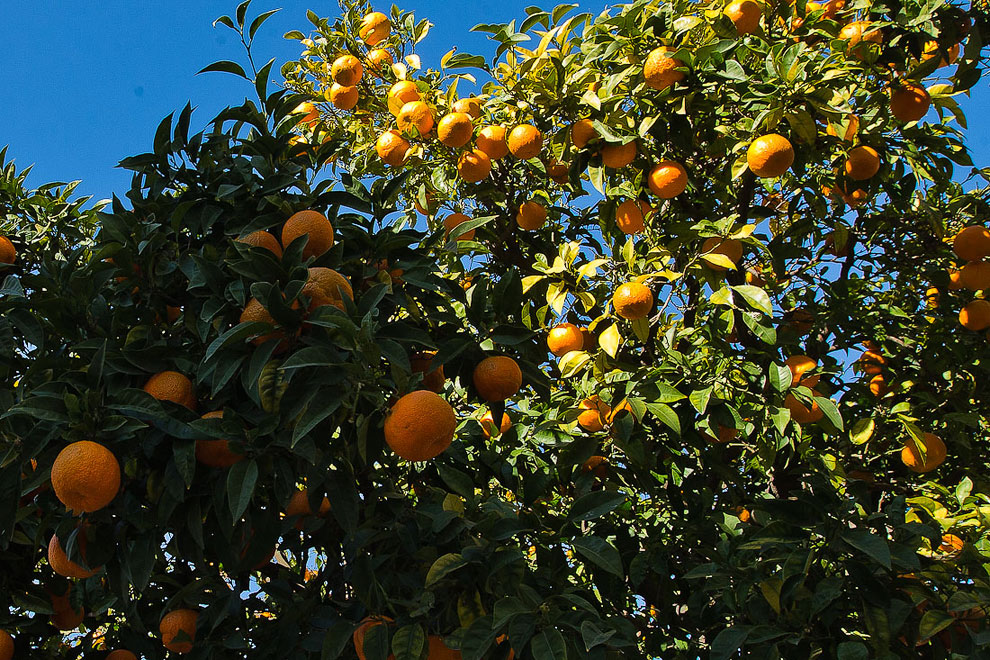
[529, 628, 567, 660]
[248, 8, 280, 41]
[841, 529, 890, 569]
[321, 620, 354, 660]
[197, 60, 249, 79]
[769, 363, 792, 392]
[711, 627, 749, 660]
[226, 459, 259, 521]
[732, 285, 772, 315]
[689, 387, 712, 414]
[568, 491, 626, 521]
[645, 403, 681, 434]
[580, 620, 614, 651]
[426, 553, 467, 586]
[391, 624, 426, 660]
[709, 287, 734, 306]
[836, 642, 869, 660]
[815, 396, 843, 430]
[918, 609, 954, 641]
[571, 536, 623, 576]
[849, 418, 875, 445]
[598, 322, 621, 358]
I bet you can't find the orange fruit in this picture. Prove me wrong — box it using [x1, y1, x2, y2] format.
[820, 0, 846, 18]
[282, 210, 334, 260]
[901, 432, 946, 473]
[703, 425, 739, 444]
[857, 350, 885, 375]
[571, 118, 598, 148]
[427, 635, 462, 660]
[648, 160, 688, 198]
[844, 145, 881, 180]
[367, 48, 394, 72]
[735, 507, 752, 522]
[196, 411, 244, 468]
[953, 225, 990, 261]
[613, 282, 653, 320]
[643, 46, 685, 90]
[330, 54, 363, 86]
[516, 201, 547, 230]
[480, 410, 512, 438]
[0, 236, 14, 266]
[377, 130, 410, 166]
[293, 102, 320, 128]
[601, 141, 637, 169]
[107, 651, 137, 660]
[960, 299, 990, 330]
[360, 12, 391, 45]
[387, 81, 420, 115]
[303, 267, 353, 312]
[410, 351, 446, 392]
[476, 125, 508, 159]
[581, 455, 608, 478]
[615, 199, 651, 235]
[948, 269, 964, 290]
[0, 630, 11, 660]
[50, 586, 85, 630]
[785, 355, 817, 384]
[437, 112, 473, 147]
[443, 213, 475, 241]
[507, 124, 543, 160]
[144, 370, 197, 410]
[922, 40, 960, 67]
[452, 97, 483, 118]
[397, 101, 434, 136]
[547, 323, 585, 357]
[784, 308, 814, 335]
[51, 441, 121, 513]
[354, 616, 395, 660]
[839, 21, 882, 49]
[166, 305, 182, 323]
[725, 0, 762, 35]
[701, 237, 743, 271]
[747, 134, 794, 178]
[577, 396, 611, 432]
[925, 286, 940, 308]
[328, 83, 359, 110]
[473, 356, 523, 402]
[608, 399, 635, 425]
[869, 374, 890, 397]
[49, 532, 99, 578]
[745, 268, 766, 287]
[826, 114, 860, 141]
[457, 149, 491, 183]
[784, 392, 823, 424]
[240, 298, 294, 350]
[160, 609, 198, 654]
[236, 230, 283, 258]
[959, 260, 990, 291]
[384, 390, 456, 461]
[546, 159, 569, 184]
[890, 82, 930, 123]
[286, 488, 331, 523]
[939, 533, 964, 555]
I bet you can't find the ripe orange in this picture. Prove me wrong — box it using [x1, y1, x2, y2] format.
[282, 210, 334, 260]
[427, 635, 462, 660]
[820, 0, 846, 18]
[437, 112, 474, 147]
[457, 149, 492, 183]
[960, 299, 990, 330]
[49, 532, 99, 578]
[144, 370, 197, 410]
[785, 355, 817, 384]
[160, 609, 198, 654]
[939, 533, 964, 555]
[387, 81, 420, 115]
[581, 455, 608, 478]
[701, 237, 743, 271]
[0, 236, 14, 266]
[106, 651, 137, 660]
[51, 441, 121, 513]
[643, 46, 685, 90]
[516, 201, 547, 230]
[648, 160, 688, 198]
[360, 12, 391, 45]
[571, 118, 598, 148]
[608, 399, 635, 426]
[869, 374, 890, 397]
[480, 410, 512, 438]
[826, 114, 860, 141]
[384, 390, 456, 461]
[601, 141, 637, 169]
[367, 48, 394, 72]
[953, 225, 990, 261]
[293, 102, 320, 128]
[901, 432, 946, 473]
[725, 0, 762, 35]
[443, 213, 475, 241]
[507, 124, 543, 159]
[303, 267, 354, 312]
[547, 323, 585, 357]
[354, 616, 395, 660]
[784, 392, 823, 424]
[747, 134, 794, 178]
[237, 230, 283, 258]
[922, 40, 960, 67]
[452, 97, 482, 118]
[844, 145, 881, 180]
[577, 396, 611, 432]
[857, 350, 885, 375]
[735, 506, 752, 522]
[328, 83, 359, 110]
[615, 200, 651, 235]
[925, 286, 940, 308]
[890, 82, 930, 123]
[411, 351, 446, 392]
[397, 101, 434, 136]
[330, 55, 363, 86]
[476, 125, 508, 159]
[286, 488, 331, 522]
[50, 586, 85, 630]
[0, 630, 11, 660]
[613, 282, 653, 320]
[473, 356, 523, 402]
[377, 130, 410, 166]
[960, 260, 990, 291]
[703, 425, 739, 444]
[240, 298, 294, 350]
[546, 159, 569, 184]
[196, 411, 244, 468]
[839, 20, 882, 48]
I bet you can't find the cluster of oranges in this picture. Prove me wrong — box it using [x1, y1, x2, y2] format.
[948, 225, 990, 333]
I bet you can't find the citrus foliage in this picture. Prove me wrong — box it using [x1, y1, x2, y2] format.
[3, 0, 990, 658]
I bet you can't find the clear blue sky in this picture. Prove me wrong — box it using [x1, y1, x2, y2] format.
[1, 2, 987, 203]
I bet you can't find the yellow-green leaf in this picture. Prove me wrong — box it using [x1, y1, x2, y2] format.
[599, 322, 621, 358]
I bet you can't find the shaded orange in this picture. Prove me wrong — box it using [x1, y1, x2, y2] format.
[160, 609, 198, 654]
[473, 356, 523, 401]
[51, 441, 121, 514]
[282, 210, 334, 260]
[384, 391, 456, 461]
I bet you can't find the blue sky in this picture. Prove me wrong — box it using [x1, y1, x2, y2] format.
[1, 2, 987, 202]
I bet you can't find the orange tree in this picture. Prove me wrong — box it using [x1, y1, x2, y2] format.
[3, 0, 990, 657]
